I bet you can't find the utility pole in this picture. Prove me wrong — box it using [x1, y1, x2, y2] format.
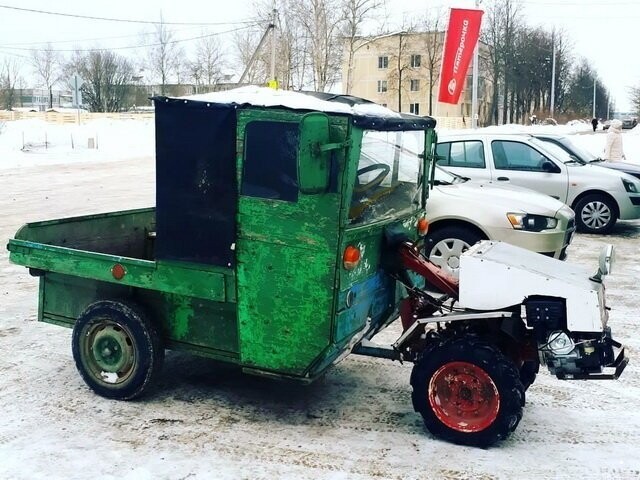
[550, 31, 556, 119]
[592, 77, 596, 119]
[270, 5, 277, 85]
[471, 0, 480, 129]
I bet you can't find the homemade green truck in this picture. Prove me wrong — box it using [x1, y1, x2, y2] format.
[7, 88, 627, 447]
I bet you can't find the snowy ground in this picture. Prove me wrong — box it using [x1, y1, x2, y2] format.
[1, 119, 640, 479]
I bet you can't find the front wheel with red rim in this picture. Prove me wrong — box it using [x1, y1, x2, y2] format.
[411, 337, 524, 447]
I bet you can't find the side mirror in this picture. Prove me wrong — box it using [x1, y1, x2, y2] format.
[298, 112, 331, 194]
[590, 244, 615, 282]
[541, 159, 559, 173]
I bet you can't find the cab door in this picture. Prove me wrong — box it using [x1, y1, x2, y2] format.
[235, 110, 345, 376]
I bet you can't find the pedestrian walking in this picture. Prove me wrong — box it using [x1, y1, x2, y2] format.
[591, 118, 598, 132]
[604, 119, 625, 161]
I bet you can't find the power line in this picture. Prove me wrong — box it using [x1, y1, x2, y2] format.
[0, 24, 260, 53]
[0, 4, 259, 26]
[0, 25, 205, 47]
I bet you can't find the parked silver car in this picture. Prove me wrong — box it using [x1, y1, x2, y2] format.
[425, 167, 575, 276]
[436, 132, 640, 233]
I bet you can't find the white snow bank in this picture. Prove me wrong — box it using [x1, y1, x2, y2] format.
[478, 122, 592, 135]
[0, 118, 154, 170]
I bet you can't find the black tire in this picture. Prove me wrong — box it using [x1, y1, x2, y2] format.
[410, 337, 524, 447]
[574, 194, 617, 234]
[424, 226, 484, 277]
[72, 300, 164, 400]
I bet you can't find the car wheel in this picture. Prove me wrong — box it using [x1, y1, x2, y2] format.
[574, 194, 617, 234]
[72, 300, 164, 400]
[424, 226, 484, 278]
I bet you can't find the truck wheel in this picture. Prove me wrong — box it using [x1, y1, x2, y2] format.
[411, 337, 524, 447]
[72, 300, 164, 400]
[424, 226, 483, 278]
[574, 194, 617, 234]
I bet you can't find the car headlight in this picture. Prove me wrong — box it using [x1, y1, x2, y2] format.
[622, 178, 639, 193]
[507, 213, 558, 231]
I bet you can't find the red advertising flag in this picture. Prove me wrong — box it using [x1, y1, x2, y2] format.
[438, 8, 484, 104]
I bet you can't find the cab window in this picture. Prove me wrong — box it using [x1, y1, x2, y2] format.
[435, 141, 485, 168]
[242, 121, 299, 201]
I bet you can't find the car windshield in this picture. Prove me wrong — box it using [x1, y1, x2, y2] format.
[563, 138, 599, 162]
[530, 137, 583, 164]
[349, 129, 425, 225]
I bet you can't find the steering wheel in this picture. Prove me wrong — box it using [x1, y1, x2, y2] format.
[354, 163, 391, 194]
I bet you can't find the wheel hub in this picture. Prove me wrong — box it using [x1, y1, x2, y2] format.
[428, 361, 500, 433]
[429, 238, 470, 278]
[582, 201, 611, 229]
[92, 329, 128, 372]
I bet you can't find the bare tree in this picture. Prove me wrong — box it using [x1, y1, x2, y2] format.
[31, 44, 62, 109]
[341, 0, 385, 94]
[421, 9, 445, 115]
[291, 0, 344, 91]
[0, 57, 22, 110]
[147, 15, 183, 94]
[195, 34, 225, 87]
[66, 50, 134, 112]
[386, 30, 417, 112]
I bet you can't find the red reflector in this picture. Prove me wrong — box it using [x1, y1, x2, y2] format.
[418, 218, 429, 236]
[111, 263, 126, 280]
[343, 246, 361, 270]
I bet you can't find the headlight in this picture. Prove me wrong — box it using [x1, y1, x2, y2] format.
[507, 213, 558, 231]
[622, 178, 639, 193]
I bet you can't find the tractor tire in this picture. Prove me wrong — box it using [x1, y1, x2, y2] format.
[574, 194, 617, 234]
[410, 336, 524, 447]
[72, 300, 164, 400]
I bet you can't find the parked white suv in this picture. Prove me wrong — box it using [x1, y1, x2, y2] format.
[426, 167, 575, 276]
[436, 132, 640, 233]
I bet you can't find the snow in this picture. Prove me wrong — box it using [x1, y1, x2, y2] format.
[181, 86, 405, 118]
[1, 117, 640, 479]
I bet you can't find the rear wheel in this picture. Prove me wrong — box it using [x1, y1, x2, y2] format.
[424, 226, 483, 278]
[72, 300, 164, 400]
[574, 194, 617, 234]
[411, 337, 524, 447]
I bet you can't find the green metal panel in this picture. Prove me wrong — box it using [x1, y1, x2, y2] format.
[235, 109, 347, 376]
[38, 272, 239, 360]
[8, 241, 232, 302]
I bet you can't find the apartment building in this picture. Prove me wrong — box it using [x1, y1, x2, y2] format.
[343, 31, 493, 124]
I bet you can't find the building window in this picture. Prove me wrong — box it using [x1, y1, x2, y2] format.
[411, 54, 421, 68]
[409, 103, 420, 115]
[410, 79, 420, 92]
[377, 80, 388, 93]
[378, 56, 388, 69]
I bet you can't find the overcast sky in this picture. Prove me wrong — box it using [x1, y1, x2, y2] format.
[1, 0, 638, 111]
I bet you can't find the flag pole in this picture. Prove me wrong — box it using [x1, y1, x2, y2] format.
[471, 0, 480, 129]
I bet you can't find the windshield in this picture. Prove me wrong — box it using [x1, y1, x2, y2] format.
[530, 137, 581, 164]
[562, 137, 599, 162]
[349, 129, 425, 225]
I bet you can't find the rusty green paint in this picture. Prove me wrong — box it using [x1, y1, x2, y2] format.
[235, 109, 347, 376]
[37, 272, 239, 359]
[9, 241, 230, 302]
